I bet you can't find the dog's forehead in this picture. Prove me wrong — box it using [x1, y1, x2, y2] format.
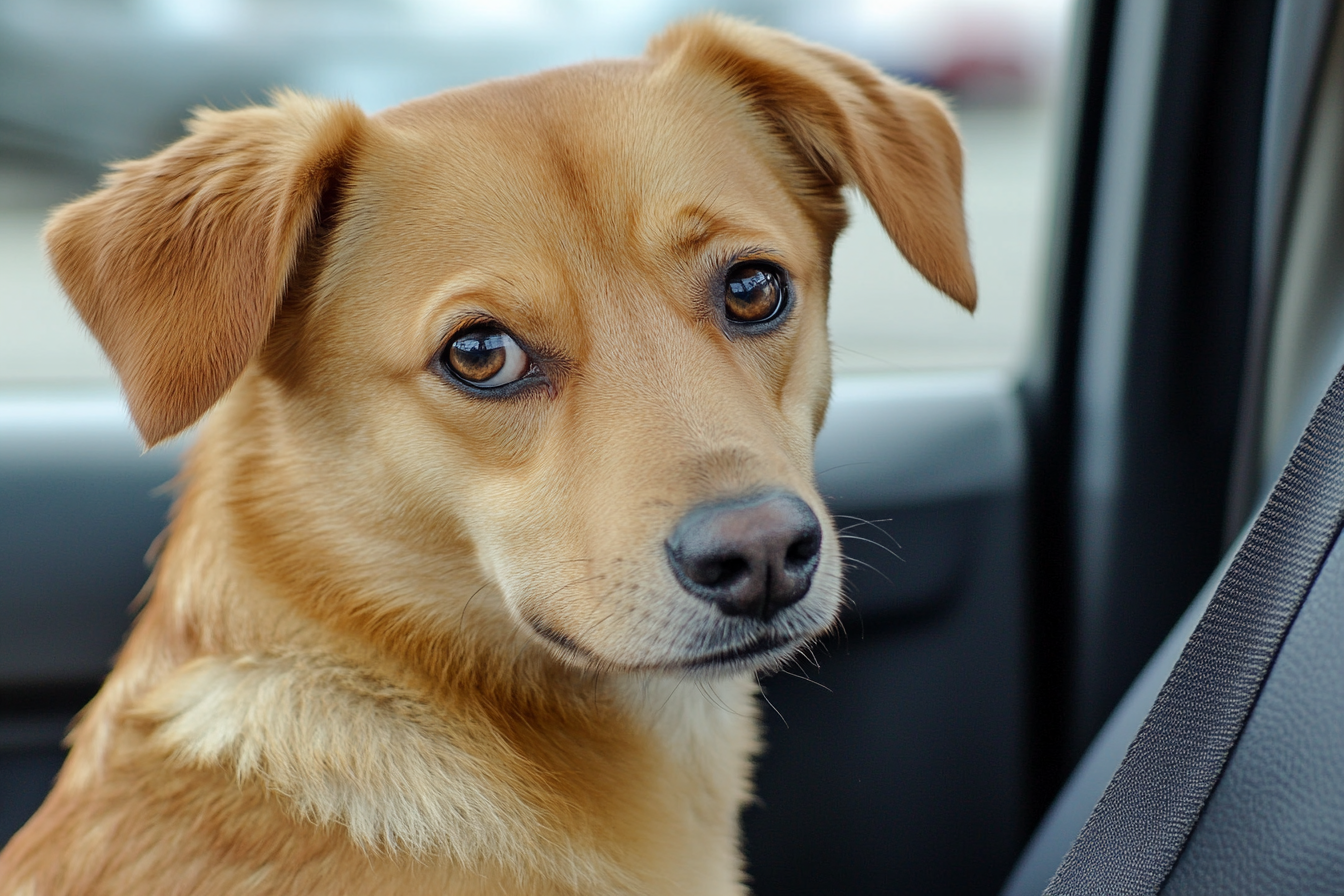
[363, 60, 809, 259]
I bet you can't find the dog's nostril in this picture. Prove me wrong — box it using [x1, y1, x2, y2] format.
[693, 555, 750, 589]
[666, 492, 822, 620]
[786, 531, 821, 566]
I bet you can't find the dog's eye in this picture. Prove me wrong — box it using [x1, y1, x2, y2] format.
[443, 328, 531, 388]
[724, 263, 787, 324]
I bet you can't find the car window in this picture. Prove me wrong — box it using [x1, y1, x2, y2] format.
[1261, 5, 1344, 493]
[0, 0, 1073, 389]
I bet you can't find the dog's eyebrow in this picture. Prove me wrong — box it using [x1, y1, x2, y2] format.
[668, 204, 740, 257]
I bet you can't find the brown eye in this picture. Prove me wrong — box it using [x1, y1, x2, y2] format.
[444, 327, 530, 388]
[724, 263, 787, 323]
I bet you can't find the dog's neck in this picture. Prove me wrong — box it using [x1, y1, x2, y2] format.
[61, 402, 760, 893]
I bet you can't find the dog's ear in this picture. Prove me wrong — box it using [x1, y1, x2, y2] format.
[45, 91, 366, 446]
[649, 15, 977, 311]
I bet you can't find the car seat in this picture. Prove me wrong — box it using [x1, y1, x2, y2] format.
[1003, 362, 1344, 894]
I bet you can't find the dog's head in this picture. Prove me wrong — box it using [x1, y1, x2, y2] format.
[46, 17, 974, 677]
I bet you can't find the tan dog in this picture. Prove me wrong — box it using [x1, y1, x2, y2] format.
[0, 15, 973, 895]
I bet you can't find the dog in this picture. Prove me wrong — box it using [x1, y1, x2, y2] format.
[0, 15, 974, 895]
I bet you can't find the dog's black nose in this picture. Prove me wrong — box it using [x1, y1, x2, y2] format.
[666, 492, 822, 620]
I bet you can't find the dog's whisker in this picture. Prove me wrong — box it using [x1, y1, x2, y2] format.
[840, 555, 896, 586]
[830, 514, 901, 549]
[695, 680, 744, 718]
[837, 533, 906, 563]
[591, 669, 605, 710]
[654, 670, 691, 721]
[755, 679, 789, 729]
[812, 460, 875, 478]
[774, 665, 832, 693]
[835, 521, 881, 535]
[833, 515, 895, 530]
[833, 553, 897, 588]
[459, 584, 489, 628]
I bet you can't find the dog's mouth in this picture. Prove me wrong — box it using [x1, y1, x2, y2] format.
[673, 632, 804, 672]
[530, 620, 599, 662]
[529, 617, 808, 674]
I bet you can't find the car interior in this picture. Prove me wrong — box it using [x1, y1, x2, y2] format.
[3, 0, 1344, 893]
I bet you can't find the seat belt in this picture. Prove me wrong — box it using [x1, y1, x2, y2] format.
[1045, 363, 1344, 894]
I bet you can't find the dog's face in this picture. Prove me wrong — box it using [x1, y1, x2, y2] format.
[45, 17, 974, 677]
[300, 62, 844, 673]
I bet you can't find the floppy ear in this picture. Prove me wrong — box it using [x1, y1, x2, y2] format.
[45, 90, 366, 446]
[648, 15, 976, 310]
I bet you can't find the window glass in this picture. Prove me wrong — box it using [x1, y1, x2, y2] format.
[1261, 7, 1344, 493]
[0, 0, 1073, 386]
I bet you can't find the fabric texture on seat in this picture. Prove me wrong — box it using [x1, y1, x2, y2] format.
[1161, 527, 1344, 894]
[1045, 364, 1344, 895]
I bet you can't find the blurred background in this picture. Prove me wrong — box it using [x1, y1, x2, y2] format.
[0, 0, 1074, 387]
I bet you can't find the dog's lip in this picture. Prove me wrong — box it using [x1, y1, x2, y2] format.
[673, 632, 801, 671]
[530, 619, 599, 661]
[530, 617, 803, 672]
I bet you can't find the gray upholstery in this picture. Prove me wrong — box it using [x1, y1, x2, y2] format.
[1163, 530, 1344, 894]
[1007, 363, 1344, 895]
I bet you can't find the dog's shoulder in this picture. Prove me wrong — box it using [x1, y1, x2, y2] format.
[137, 652, 608, 877]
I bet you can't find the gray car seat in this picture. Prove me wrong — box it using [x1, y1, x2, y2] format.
[1003, 362, 1344, 894]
